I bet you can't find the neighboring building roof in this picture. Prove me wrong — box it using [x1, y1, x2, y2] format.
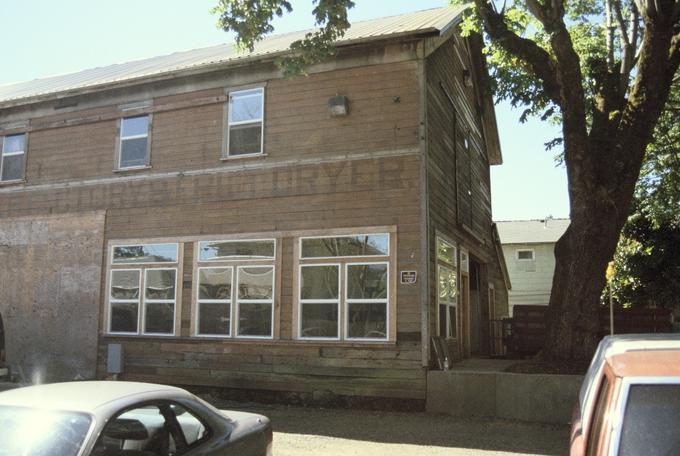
[0, 6, 465, 107]
[496, 218, 570, 244]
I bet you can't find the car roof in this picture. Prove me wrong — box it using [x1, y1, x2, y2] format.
[608, 349, 680, 378]
[579, 334, 680, 407]
[0, 381, 189, 413]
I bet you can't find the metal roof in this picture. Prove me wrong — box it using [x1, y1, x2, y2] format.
[0, 6, 465, 107]
[496, 218, 570, 244]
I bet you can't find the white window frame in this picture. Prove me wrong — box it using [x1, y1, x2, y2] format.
[436, 235, 458, 340]
[142, 268, 178, 336]
[344, 261, 389, 342]
[296, 231, 393, 343]
[106, 242, 181, 337]
[235, 265, 275, 340]
[299, 233, 391, 260]
[192, 238, 277, 340]
[195, 266, 233, 338]
[118, 115, 150, 170]
[298, 263, 342, 341]
[0, 133, 26, 182]
[225, 87, 265, 158]
[516, 248, 535, 261]
[108, 268, 142, 336]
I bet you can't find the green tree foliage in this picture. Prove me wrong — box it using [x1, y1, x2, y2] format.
[212, 0, 680, 360]
[608, 80, 680, 309]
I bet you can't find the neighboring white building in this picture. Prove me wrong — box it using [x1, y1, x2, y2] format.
[496, 218, 570, 316]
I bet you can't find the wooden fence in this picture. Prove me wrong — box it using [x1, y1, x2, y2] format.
[507, 305, 674, 356]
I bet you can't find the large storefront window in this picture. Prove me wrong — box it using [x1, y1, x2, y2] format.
[436, 236, 457, 339]
[107, 243, 180, 336]
[195, 239, 276, 339]
[298, 233, 391, 342]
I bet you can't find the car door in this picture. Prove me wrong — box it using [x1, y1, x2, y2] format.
[91, 400, 211, 456]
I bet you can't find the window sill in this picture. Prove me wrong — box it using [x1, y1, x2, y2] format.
[101, 334, 397, 348]
[0, 178, 26, 187]
[220, 153, 267, 162]
[114, 165, 151, 174]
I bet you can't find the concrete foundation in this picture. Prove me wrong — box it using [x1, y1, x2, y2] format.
[427, 369, 583, 424]
[0, 211, 105, 382]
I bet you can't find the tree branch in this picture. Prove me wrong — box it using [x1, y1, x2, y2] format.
[472, 0, 562, 104]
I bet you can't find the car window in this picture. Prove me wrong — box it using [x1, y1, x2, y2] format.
[618, 383, 680, 456]
[586, 375, 609, 456]
[92, 401, 210, 456]
[0, 405, 92, 456]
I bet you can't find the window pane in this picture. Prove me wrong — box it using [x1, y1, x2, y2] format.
[347, 302, 387, 339]
[199, 240, 274, 261]
[198, 302, 230, 336]
[0, 406, 91, 456]
[228, 124, 262, 155]
[300, 265, 339, 300]
[1, 154, 24, 181]
[449, 306, 457, 338]
[238, 303, 272, 337]
[111, 270, 140, 299]
[518, 250, 534, 260]
[301, 234, 389, 258]
[198, 268, 232, 300]
[110, 302, 138, 332]
[145, 302, 174, 334]
[121, 116, 148, 137]
[438, 266, 457, 303]
[439, 304, 447, 338]
[238, 267, 273, 300]
[437, 238, 456, 265]
[619, 384, 680, 456]
[230, 91, 263, 123]
[301, 303, 338, 338]
[2, 134, 25, 153]
[347, 264, 387, 299]
[145, 269, 176, 300]
[120, 137, 148, 168]
[113, 244, 177, 263]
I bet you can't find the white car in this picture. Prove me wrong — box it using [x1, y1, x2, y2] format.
[0, 381, 272, 456]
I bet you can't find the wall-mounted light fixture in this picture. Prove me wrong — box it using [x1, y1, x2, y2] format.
[328, 95, 349, 117]
[462, 68, 474, 88]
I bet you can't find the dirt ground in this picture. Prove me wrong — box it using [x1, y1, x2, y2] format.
[217, 401, 570, 456]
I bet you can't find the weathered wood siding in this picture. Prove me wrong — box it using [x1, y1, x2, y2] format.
[425, 34, 508, 357]
[0, 58, 426, 400]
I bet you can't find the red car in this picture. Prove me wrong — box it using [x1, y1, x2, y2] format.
[570, 335, 680, 456]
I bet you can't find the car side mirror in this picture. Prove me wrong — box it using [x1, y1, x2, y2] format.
[103, 418, 149, 441]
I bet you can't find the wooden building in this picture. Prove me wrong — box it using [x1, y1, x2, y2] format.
[0, 7, 507, 406]
[497, 218, 570, 316]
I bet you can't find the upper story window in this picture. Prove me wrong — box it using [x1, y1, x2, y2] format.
[118, 115, 150, 169]
[1, 133, 26, 182]
[226, 88, 264, 157]
[516, 249, 535, 261]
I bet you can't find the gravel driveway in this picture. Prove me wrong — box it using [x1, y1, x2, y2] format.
[216, 401, 569, 456]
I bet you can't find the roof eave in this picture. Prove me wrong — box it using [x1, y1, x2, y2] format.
[0, 29, 441, 111]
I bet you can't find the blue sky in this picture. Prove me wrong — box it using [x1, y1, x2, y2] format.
[0, 0, 569, 221]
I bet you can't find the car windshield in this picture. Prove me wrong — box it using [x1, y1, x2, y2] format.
[0, 405, 92, 456]
[618, 383, 680, 456]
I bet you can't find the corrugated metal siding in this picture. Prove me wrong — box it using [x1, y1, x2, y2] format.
[0, 6, 464, 105]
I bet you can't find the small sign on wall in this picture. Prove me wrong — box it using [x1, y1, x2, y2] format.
[400, 270, 418, 284]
